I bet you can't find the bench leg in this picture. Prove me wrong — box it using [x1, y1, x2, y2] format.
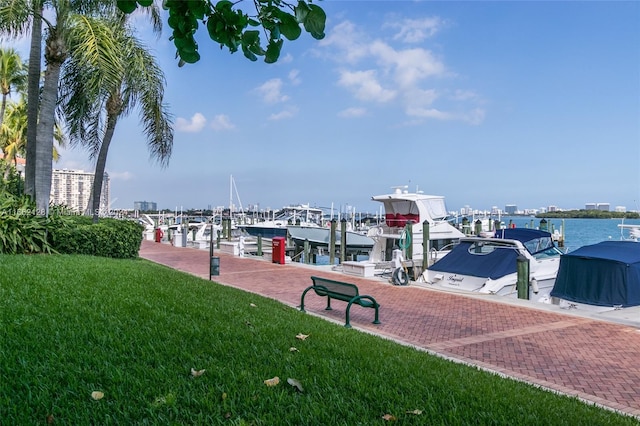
[344, 306, 352, 328]
[325, 296, 333, 310]
[373, 306, 381, 325]
[300, 286, 314, 312]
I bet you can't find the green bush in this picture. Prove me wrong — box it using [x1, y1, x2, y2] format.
[0, 192, 143, 258]
[51, 216, 143, 259]
[0, 193, 62, 254]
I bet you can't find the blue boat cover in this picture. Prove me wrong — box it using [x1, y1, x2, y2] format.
[493, 228, 550, 243]
[550, 241, 640, 307]
[428, 241, 521, 279]
[429, 228, 554, 280]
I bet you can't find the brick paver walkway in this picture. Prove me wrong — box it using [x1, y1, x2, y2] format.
[139, 240, 640, 419]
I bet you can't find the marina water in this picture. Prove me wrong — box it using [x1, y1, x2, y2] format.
[501, 217, 640, 253]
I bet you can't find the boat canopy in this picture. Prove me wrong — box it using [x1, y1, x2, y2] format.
[550, 241, 640, 307]
[428, 228, 558, 280]
[428, 240, 520, 279]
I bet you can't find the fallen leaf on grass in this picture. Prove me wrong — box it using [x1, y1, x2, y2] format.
[382, 413, 397, 421]
[406, 409, 423, 415]
[221, 392, 227, 401]
[263, 376, 280, 386]
[152, 392, 177, 407]
[287, 378, 304, 392]
[46, 414, 54, 424]
[289, 347, 299, 352]
[295, 333, 309, 340]
[91, 391, 104, 400]
[250, 303, 257, 307]
[191, 368, 206, 377]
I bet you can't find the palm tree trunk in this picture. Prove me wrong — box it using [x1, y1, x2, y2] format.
[35, 30, 65, 216]
[0, 94, 7, 129]
[90, 111, 118, 223]
[25, 3, 43, 199]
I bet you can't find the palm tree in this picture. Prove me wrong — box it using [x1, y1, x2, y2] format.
[0, 47, 26, 128]
[0, 0, 42, 198]
[60, 14, 173, 222]
[0, 0, 124, 214]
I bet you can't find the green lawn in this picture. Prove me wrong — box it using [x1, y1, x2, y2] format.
[1, 255, 637, 425]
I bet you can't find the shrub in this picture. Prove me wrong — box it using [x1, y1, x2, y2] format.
[51, 216, 143, 259]
[0, 193, 61, 254]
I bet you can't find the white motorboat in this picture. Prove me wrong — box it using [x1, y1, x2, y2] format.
[287, 225, 375, 251]
[238, 204, 324, 239]
[366, 186, 465, 267]
[422, 228, 564, 299]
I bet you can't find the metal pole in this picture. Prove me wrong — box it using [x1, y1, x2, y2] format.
[329, 219, 336, 266]
[340, 218, 347, 264]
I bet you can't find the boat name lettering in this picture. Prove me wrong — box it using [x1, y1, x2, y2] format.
[448, 275, 464, 283]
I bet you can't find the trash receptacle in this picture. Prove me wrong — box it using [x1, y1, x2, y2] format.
[272, 237, 286, 264]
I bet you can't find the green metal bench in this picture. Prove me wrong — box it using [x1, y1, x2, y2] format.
[300, 275, 381, 328]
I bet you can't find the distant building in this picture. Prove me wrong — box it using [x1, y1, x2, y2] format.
[615, 206, 627, 213]
[505, 204, 517, 215]
[134, 201, 157, 211]
[597, 203, 610, 212]
[585, 203, 597, 210]
[50, 169, 110, 214]
[547, 205, 559, 212]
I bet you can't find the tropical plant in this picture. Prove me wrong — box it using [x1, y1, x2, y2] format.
[60, 13, 172, 222]
[0, 97, 67, 179]
[0, 0, 121, 215]
[0, 191, 62, 253]
[0, 47, 26, 128]
[119, 0, 326, 66]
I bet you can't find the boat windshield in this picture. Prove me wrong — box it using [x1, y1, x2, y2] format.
[524, 236, 563, 258]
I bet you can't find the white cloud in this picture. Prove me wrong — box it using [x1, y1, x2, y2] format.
[107, 171, 134, 180]
[269, 107, 298, 120]
[339, 107, 367, 118]
[370, 41, 446, 87]
[211, 114, 235, 131]
[256, 79, 289, 104]
[406, 107, 453, 121]
[452, 89, 480, 101]
[288, 69, 301, 85]
[320, 18, 483, 125]
[385, 17, 445, 43]
[338, 70, 396, 103]
[318, 20, 369, 64]
[175, 113, 207, 133]
[405, 106, 486, 125]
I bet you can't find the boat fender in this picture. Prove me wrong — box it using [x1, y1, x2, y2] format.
[392, 267, 409, 286]
[530, 277, 539, 294]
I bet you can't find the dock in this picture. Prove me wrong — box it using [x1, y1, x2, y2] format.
[139, 240, 640, 419]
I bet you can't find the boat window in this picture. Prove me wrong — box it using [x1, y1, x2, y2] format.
[467, 241, 513, 255]
[524, 237, 553, 255]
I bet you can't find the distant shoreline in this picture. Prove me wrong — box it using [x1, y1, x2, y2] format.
[530, 210, 640, 220]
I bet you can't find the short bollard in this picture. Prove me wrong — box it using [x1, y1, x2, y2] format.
[210, 256, 220, 279]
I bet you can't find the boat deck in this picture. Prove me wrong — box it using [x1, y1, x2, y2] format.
[139, 240, 640, 419]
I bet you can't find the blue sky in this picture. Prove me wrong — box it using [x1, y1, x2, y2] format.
[21, 1, 640, 213]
